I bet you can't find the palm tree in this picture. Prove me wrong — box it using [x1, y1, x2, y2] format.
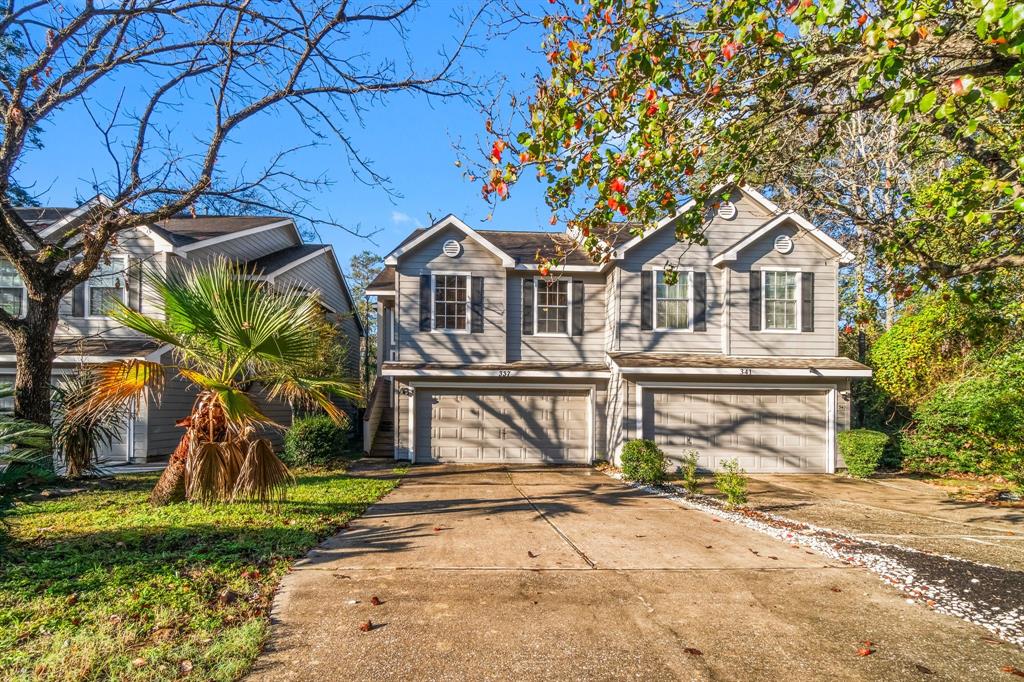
[75, 257, 359, 505]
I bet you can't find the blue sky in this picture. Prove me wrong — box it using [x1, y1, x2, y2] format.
[16, 3, 552, 273]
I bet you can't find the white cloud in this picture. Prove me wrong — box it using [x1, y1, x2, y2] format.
[391, 210, 413, 225]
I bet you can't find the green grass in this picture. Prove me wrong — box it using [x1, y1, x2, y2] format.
[0, 468, 401, 681]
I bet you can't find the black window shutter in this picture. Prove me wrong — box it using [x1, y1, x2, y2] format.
[470, 276, 484, 333]
[71, 282, 86, 317]
[571, 280, 584, 336]
[522, 278, 534, 335]
[692, 272, 707, 332]
[419, 275, 431, 331]
[801, 272, 815, 332]
[748, 271, 761, 331]
[129, 257, 144, 311]
[640, 270, 653, 331]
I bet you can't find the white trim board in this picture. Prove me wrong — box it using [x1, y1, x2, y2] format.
[384, 215, 515, 267]
[382, 368, 611, 379]
[174, 219, 296, 253]
[712, 212, 854, 265]
[613, 366, 871, 378]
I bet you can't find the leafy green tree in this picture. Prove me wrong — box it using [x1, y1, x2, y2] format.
[486, 0, 1023, 283]
[348, 250, 383, 389]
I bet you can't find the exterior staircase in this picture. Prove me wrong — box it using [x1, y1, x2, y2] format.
[362, 377, 394, 459]
[368, 407, 394, 459]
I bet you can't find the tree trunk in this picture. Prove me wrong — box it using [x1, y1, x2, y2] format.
[149, 431, 189, 505]
[8, 290, 61, 471]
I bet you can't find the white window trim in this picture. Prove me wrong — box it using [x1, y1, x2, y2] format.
[533, 276, 572, 337]
[85, 255, 130, 319]
[761, 267, 801, 334]
[652, 267, 694, 333]
[0, 264, 28, 319]
[430, 271, 471, 334]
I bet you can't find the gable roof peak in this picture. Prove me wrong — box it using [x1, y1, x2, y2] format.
[383, 214, 515, 267]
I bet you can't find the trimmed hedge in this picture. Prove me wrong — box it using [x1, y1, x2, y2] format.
[282, 414, 350, 466]
[620, 439, 666, 484]
[838, 429, 889, 478]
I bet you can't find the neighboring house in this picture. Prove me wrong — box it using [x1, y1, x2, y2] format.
[363, 184, 871, 473]
[0, 198, 363, 464]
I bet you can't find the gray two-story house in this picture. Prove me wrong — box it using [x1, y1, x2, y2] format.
[363, 184, 870, 473]
[1, 197, 363, 464]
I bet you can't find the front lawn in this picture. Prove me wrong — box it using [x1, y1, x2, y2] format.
[0, 468, 402, 681]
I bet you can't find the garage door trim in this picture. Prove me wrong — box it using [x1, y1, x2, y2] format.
[635, 382, 837, 473]
[407, 382, 596, 464]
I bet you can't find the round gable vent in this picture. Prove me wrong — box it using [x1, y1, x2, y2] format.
[774, 235, 794, 254]
[717, 201, 737, 220]
[442, 239, 462, 258]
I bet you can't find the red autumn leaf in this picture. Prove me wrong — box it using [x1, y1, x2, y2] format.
[721, 42, 739, 61]
[607, 197, 618, 210]
[857, 13, 868, 26]
[610, 176, 626, 193]
[1002, 667, 1024, 678]
[581, 226, 590, 237]
[603, 9, 613, 24]
[857, 647, 873, 656]
[539, 264, 550, 276]
[519, 151, 530, 163]
[646, 104, 657, 116]
[774, 31, 785, 41]
[644, 88, 657, 103]
[951, 78, 965, 95]
[786, 3, 798, 15]
[370, 596, 382, 606]
[549, 215, 557, 225]
[495, 182, 509, 199]
[683, 648, 703, 656]
[359, 620, 373, 632]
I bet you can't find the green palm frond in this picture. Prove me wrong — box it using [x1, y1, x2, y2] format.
[178, 369, 270, 425]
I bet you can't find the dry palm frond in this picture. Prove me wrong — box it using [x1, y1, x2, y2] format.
[219, 440, 246, 493]
[185, 442, 224, 504]
[232, 438, 293, 505]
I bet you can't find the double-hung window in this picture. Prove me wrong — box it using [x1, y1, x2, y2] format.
[87, 256, 128, 318]
[0, 261, 26, 318]
[763, 270, 798, 331]
[432, 274, 468, 331]
[535, 277, 569, 335]
[654, 269, 691, 330]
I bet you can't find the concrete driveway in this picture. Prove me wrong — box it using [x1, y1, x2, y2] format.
[248, 465, 1024, 681]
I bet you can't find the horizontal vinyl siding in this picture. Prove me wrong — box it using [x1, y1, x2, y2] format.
[729, 222, 838, 356]
[56, 229, 164, 341]
[184, 224, 300, 263]
[144, 368, 196, 457]
[617, 192, 771, 354]
[396, 226, 506, 364]
[275, 251, 346, 313]
[506, 271, 606, 363]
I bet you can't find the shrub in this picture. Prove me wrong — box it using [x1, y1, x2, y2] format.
[620, 439, 666, 484]
[714, 459, 748, 507]
[838, 429, 889, 478]
[678, 450, 700, 494]
[282, 414, 350, 466]
[900, 346, 1024, 490]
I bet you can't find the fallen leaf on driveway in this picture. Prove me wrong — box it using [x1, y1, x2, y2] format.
[914, 664, 934, 675]
[433, 526, 445, 532]
[528, 551, 538, 558]
[683, 648, 703, 656]
[857, 647, 873, 657]
[712, 518, 721, 523]
[359, 620, 373, 632]
[1002, 666, 1024, 677]
[704, 545, 713, 549]
[830, 587, 842, 593]
[370, 596, 382, 606]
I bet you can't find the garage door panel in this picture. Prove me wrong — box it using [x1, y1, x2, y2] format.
[648, 389, 828, 473]
[417, 390, 590, 464]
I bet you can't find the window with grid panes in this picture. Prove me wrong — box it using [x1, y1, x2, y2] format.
[433, 274, 467, 331]
[536, 278, 569, 334]
[764, 271, 798, 330]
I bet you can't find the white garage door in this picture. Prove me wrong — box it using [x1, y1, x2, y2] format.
[415, 390, 590, 463]
[644, 389, 828, 473]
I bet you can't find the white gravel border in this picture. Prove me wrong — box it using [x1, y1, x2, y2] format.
[603, 470, 1024, 649]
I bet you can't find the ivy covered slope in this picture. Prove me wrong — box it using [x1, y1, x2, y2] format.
[486, 0, 1022, 281]
[0, 470, 400, 681]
